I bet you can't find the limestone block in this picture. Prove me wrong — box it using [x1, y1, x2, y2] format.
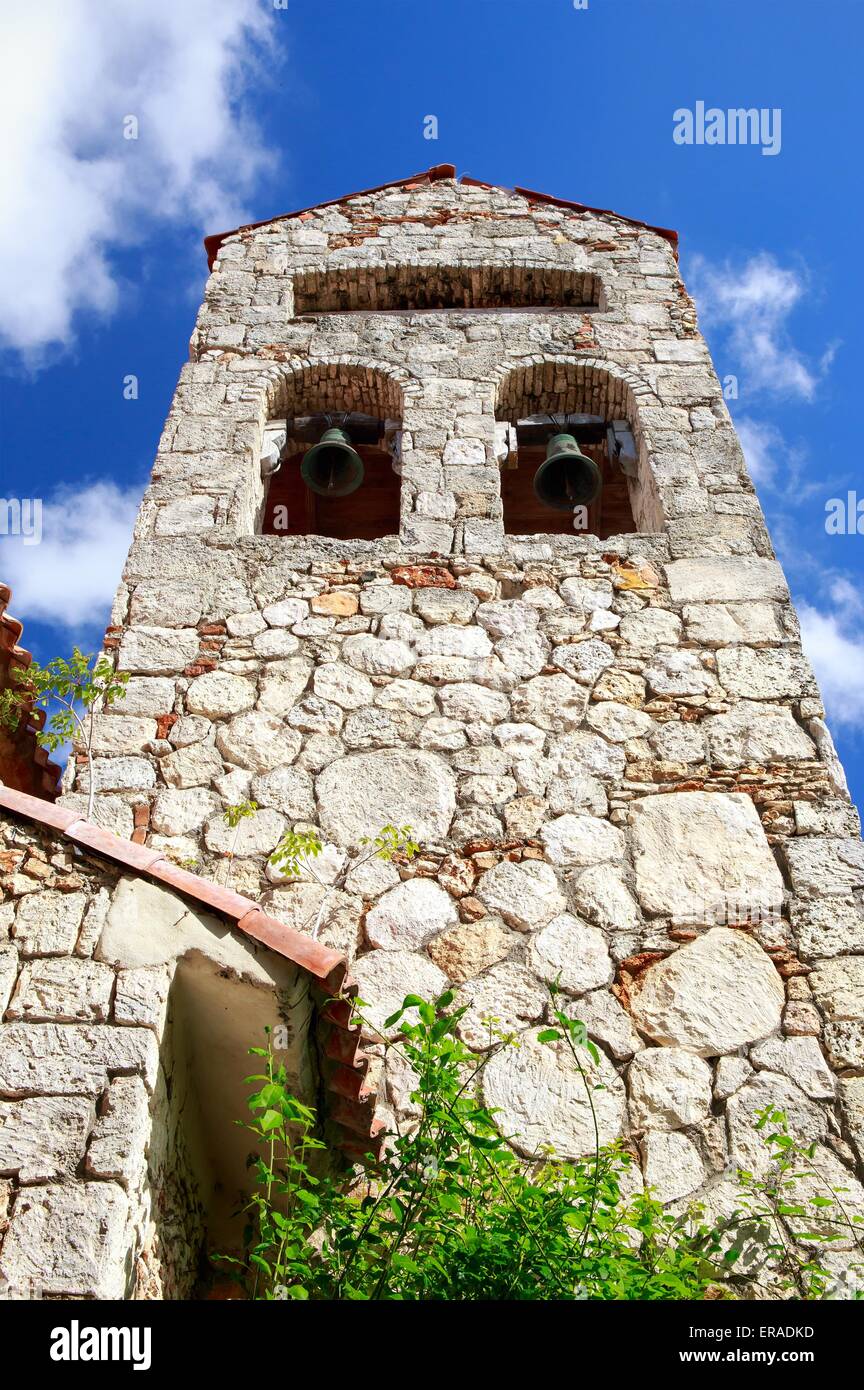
[455, 962, 547, 1049]
[90, 717, 159, 755]
[642, 1130, 705, 1204]
[808, 956, 864, 1021]
[365, 878, 457, 950]
[784, 837, 864, 900]
[119, 676, 177, 716]
[250, 765, 315, 819]
[186, 670, 255, 718]
[154, 496, 216, 535]
[0, 1182, 130, 1298]
[664, 558, 788, 605]
[749, 1035, 835, 1101]
[0, 947, 17, 1015]
[114, 965, 172, 1030]
[358, 585, 413, 615]
[494, 630, 549, 680]
[0, 1095, 93, 1182]
[572, 988, 644, 1061]
[0, 1022, 158, 1097]
[438, 683, 509, 723]
[571, 866, 642, 933]
[226, 611, 267, 638]
[342, 634, 417, 677]
[415, 624, 492, 658]
[262, 597, 310, 626]
[257, 658, 313, 716]
[494, 722, 547, 757]
[475, 859, 565, 931]
[84, 756, 155, 793]
[7, 958, 114, 1023]
[413, 588, 478, 625]
[618, 609, 683, 648]
[648, 721, 706, 764]
[627, 1047, 712, 1131]
[839, 1078, 864, 1168]
[119, 626, 199, 675]
[426, 918, 515, 983]
[630, 791, 784, 921]
[85, 1076, 150, 1190]
[726, 1072, 828, 1176]
[312, 662, 375, 711]
[129, 582, 204, 628]
[559, 578, 613, 611]
[645, 648, 716, 697]
[547, 774, 608, 817]
[252, 629, 301, 659]
[683, 601, 787, 646]
[12, 890, 87, 957]
[375, 678, 438, 717]
[716, 647, 814, 700]
[552, 639, 614, 685]
[351, 949, 449, 1040]
[161, 741, 224, 788]
[548, 731, 626, 780]
[151, 788, 220, 836]
[316, 749, 456, 848]
[287, 696, 345, 736]
[629, 928, 784, 1056]
[204, 807, 287, 857]
[791, 897, 864, 959]
[475, 600, 540, 639]
[419, 717, 467, 751]
[585, 702, 654, 743]
[541, 815, 626, 868]
[510, 674, 588, 732]
[527, 914, 613, 994]
[713, 1056, 753, 1101]
[216, 710, 302, 771]
[482, 1029, 626, 1158]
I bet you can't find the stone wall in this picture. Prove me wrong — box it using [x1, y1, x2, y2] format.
[56, 173, 864, 1265]
[0, 809, 319, 1299]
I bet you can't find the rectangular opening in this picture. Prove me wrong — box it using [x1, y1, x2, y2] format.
[292, 264, 602, 314]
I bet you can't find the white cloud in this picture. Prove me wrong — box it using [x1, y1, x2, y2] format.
[689, 253, 831, 400]
[2, 479, 145, 628]
[799, 578, 864, 730]
[0, 0, 277, 360]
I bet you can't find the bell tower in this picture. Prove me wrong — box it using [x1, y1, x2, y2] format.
[67, 164, 864, 1196]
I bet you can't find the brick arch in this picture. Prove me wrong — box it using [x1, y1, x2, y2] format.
[492, 356, 657, 434]
[248, 356, 421, 424]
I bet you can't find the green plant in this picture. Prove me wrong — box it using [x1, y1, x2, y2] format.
[0, 648, 128, 819]
[690, 1107, 864, 1299]
[267, 822, 418, 941]
[220, 800, 259, 886]
[218, 991, 725, 1301]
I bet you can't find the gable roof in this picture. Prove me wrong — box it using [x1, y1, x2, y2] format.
[204, 163, 679, 269]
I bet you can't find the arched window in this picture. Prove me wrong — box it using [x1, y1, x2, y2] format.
[495, 362, 643, 540]
[258, 364, 404, 541]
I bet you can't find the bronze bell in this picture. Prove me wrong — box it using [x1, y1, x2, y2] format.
[300, 427, 364, 497]
[533, 432, 602, 510]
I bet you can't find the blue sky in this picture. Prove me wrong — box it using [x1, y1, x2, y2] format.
[1, 0, 863, 805]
